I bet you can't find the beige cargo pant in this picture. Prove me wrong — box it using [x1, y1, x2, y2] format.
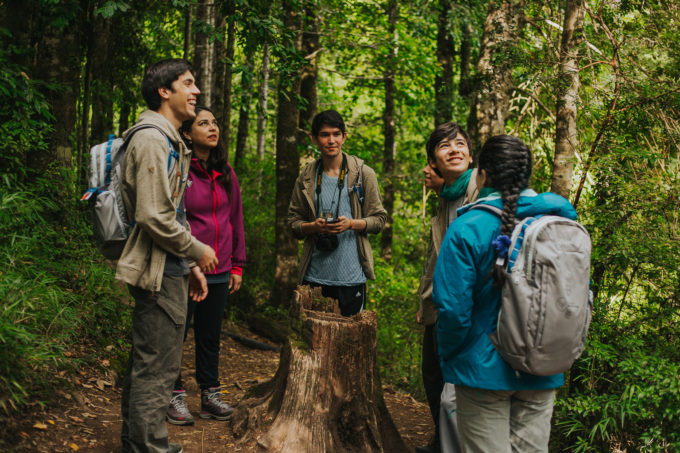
[455, 386, 556, 453]
[121, 275, 188, 453]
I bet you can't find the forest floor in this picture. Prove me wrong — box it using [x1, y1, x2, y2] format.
[3, 321, 433, 452]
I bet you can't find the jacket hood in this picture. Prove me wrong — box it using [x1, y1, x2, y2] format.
[122, 110, 186, 151]
[458, 189, 577, 220]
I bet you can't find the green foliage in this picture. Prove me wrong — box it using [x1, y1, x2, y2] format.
[0, 33, 54, 182]
[0, 175, 129, 412]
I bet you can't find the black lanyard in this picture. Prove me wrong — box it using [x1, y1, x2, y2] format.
[315, 154, 347, 219]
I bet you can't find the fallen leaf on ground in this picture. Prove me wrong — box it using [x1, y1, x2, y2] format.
[20, 432, 29, 439]
[69, 443, 79, 450]
[33, 422, 47, 430]
[47, 420, 55, 424]
[69, 416, 84, 423]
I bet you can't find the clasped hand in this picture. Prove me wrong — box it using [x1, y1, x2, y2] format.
[313, 216, 352, 235]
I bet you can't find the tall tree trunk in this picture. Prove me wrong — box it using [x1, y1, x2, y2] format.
[272, 3, 303, 307]
[298, 5, 320, 136]
[33, 1, 83, 173]
[434, 0, 454, 126]
[234, 52, 254, 171]
[118, 102, 131, 135]
[467, 0, 524, 153]
[551, 0, 585, 198]
[89, 15, 114, 144]
[183, 3, 192, 60]
[459, 21, 472, 98]
[218, 2, 236, 159]
[211, 6, 227, 143]
[256, 42, 271, 160]
[193, 0, 215, 103]
[380, 0, 398, 261]
[232, 287, 410, 453]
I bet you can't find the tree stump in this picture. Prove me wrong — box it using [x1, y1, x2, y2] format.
[231, 286, 410, 453]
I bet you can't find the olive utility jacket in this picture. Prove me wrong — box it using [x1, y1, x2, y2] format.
[288, 153, 387, 284]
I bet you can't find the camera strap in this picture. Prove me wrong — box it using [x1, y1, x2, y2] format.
[315, 153, 347, 220]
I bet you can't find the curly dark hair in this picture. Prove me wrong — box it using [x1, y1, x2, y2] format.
[477, 135, 532, 285]
[180, 106, 232, 197]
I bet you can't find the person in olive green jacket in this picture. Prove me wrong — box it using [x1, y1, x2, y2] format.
[415, 123, 478, 453]
[288, 110, 386, 316]
[116, 58, 218, 453]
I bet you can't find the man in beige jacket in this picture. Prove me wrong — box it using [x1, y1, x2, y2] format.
[116, 58, 218, 453]
[288, 110, 386, 316]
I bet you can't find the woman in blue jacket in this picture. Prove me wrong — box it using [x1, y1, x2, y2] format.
[432, 135, 577, 452]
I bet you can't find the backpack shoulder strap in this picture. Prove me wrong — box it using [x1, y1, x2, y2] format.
[350, 160, 365, 208]
[124, 124, 177, 172]
[468, 203, 503, 217]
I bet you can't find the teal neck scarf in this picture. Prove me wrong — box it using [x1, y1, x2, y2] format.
[439, 169, 472, 201]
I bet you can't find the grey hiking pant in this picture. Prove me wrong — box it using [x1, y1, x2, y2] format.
[121, 274, 188, 453]
[455, 386, 556, 453]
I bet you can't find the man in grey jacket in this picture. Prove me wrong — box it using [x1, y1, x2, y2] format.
[116, 58, 218, 453]
[288, 110, 386, 316]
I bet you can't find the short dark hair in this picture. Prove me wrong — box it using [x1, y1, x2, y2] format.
[141, 59, 193, 110]
[311, 110, 346, 136]
[425, 122, 472, 163]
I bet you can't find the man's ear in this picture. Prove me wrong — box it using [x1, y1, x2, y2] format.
[158, 86, 171, 101]
[310, 134, 319, 146]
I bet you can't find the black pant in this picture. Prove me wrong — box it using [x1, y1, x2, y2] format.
[304, 281, 366, 316]
[422, 324, 444, 437]
[175, 282, 229, 391]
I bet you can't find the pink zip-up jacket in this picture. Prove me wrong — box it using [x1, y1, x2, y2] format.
[184, 158, 246, 275]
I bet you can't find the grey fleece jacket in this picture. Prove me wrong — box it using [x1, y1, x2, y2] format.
[288, 153, 387, 283]
[115, 110, 205, 291]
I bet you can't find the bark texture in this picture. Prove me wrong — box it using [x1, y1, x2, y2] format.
[232, 286, 410, 453]
[380, 0, 398, 260]
[434, 0, 454, 126]
[256, 42, 271, 160]
[298, 5, 320, 143]
[467, 0, 524, 153]
[551, 0, 585, 198]
[234, 52, 254, 171]
[193, 0, 215, 103]
[272, 3, 302, 306]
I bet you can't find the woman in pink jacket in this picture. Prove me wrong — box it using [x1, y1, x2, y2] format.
[166, 106, 246, 425]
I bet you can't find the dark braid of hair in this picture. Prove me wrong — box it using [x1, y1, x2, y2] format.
[477, 135, 532, 285]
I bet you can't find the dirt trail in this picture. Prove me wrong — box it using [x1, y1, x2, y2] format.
[5, 323, 433, 452]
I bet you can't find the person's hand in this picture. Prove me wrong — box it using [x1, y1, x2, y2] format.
[189, 266, 208, 302]
[197, 245, 218, 273]
[229, 273, 242, 295]
[423, 163, 444, 193]
[416, 309, 422, 325]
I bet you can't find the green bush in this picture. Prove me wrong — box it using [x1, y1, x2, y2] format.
[0, 178, 129, 412]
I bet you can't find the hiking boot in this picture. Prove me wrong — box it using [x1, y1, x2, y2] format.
[168, 443, 183, 453]
[200, 387, 234, 420]
[167, 390, 195, 426]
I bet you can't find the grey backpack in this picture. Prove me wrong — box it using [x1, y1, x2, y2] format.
[471, 204, 593, 376]
[81, 125, 177, 260]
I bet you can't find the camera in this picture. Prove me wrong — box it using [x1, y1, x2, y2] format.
[316, 233, 339, 252]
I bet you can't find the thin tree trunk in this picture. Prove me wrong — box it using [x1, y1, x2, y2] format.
[193, 0, 215, 103]
[434, 0, 454, 126]
[89, 15, 114, 144]
[298, 5, 320, 136]
[234, 52, 254, 171]
[459, 21, 472, 98]
[551, 0, 585, 198]
[380, 0, 398, 260]
[211, 6, 227, 141]
[183, 3, 192, 60]
[467, 0, 524, 154]
[221, 2, 236, 159]
[256, 42, 271, 160]
[272, 2, 303, 307]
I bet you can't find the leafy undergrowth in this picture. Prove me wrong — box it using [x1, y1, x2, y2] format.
[0, 177, 130, 417]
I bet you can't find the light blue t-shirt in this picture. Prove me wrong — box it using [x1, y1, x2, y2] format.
[305, 172, 367, 286]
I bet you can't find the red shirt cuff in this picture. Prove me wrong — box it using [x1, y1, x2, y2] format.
[230, 267, 242, 276]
